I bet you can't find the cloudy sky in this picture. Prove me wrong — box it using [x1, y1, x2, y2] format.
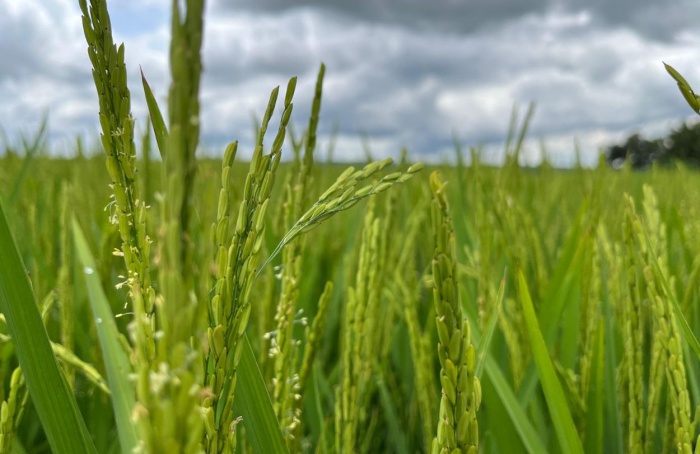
[1, 0, 699, 166]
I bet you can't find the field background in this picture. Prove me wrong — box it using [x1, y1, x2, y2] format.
[2, 0, 700, 452]
[2, 138, 700, 452]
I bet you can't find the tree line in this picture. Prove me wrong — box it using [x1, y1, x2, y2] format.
[606, 121, 700, 169]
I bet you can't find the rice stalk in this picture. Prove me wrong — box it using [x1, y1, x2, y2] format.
[430, 171, 480, 454]
[0, 368, 24, 454]
[78, 0, 156, 339]
[77, 4, 161, 449]
[554, 361, 586, 421]
[472, 166, 496, 329]
[270, 64, 325, 446]
[398, 275, 438, 452]
[298, 281, 333, 400]
[499, 297, 526, 389]
[594, 223, 626, 452]
[203, 78, 296, 453]
[338, 197, 381, 454]
[58, 183, 74, 389]
[632, 187, 699, 452]
[390, 197, 437, 452]
[578, 235, 601, 401]
[622, 194, 645, 454]
[116, 0, 209, 451]
[637, 190, 667, 452]
[286, 279, 334, 448]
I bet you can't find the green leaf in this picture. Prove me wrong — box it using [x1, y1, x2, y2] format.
[12, 437, 29, 454]
[518, 203, 588, 405]
[600, 257, 624, 453]
[584, 320, 604, 454]
[481, 376, 526, 454]
[72, 218, 138, 454]
[464, 310, 547, 454]
[664, 62, 700, 114]
[664, 62, 693, 88]
[310, 363, 331, 454]
[482, 355, 548, 454]
[140, 67, 169, 158]
[8, 114, 48, 206]
[233, 335, 289, 454]
[375, 367, 410, 454]
[517, 267, 584, 454]
[475, 272, 505, 378]
[0, 200, 97, 454]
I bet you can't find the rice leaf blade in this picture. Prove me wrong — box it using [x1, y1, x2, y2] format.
[664, 62, 692, 88]
[483, 355, 548, 453]
[311, 363, 331, 454]
[233, 334, 289, 454]
[72, 218, 138, 454]
[0, 200, 97, 454]
[601, 265, 624, 453]
[475, 272, 505, 378]
[584, 320, 605, 454]
[375, 367, 410, 454]
[663, 63, 700, 114]
[517, 215, 587, 406]
[517, 267, 584, 454]
[464, 310, 547, 453]
[140, 68, 168, 158]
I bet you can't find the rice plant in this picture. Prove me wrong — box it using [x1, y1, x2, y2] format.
[3, 1, 700, 453]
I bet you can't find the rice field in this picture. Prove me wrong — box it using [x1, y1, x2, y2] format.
[1, 1, 700, 453]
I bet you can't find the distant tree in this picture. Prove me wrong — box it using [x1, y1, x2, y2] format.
[607, 63, 700, 169]
[606, 121, 700, 169]
[664, 122, 700, 166]
[606, 133, 663, 169]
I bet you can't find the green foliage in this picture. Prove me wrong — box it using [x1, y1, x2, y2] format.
[4, 135, 700, 453]
[517, 268, 583, 454]
[72, 219, 137, 453]
[4, 2, 700, 453]
[0, 198, 96, 453]
[232, 337, 290, 454]
[665, 62, 700, 114]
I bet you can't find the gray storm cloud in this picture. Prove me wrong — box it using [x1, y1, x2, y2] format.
[1, 0, 698, 164]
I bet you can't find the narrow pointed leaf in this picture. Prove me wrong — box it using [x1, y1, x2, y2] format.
[376, 367, 410, 454]
[664, 62, 692, 88]
[0, 201, 97, 454]
[517, 201, 589, 406]
[464, 310, 547, 453]
[141, 67, 168, 158]
[517, 268, 584, 454]
[663, 62, 700, 114]
[233, 334, 289, 454]
[72, 219, 138, 454]
[482, 356, 548, 454]
[475, 273, 505, 378]
[584, 320, 604, 454]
